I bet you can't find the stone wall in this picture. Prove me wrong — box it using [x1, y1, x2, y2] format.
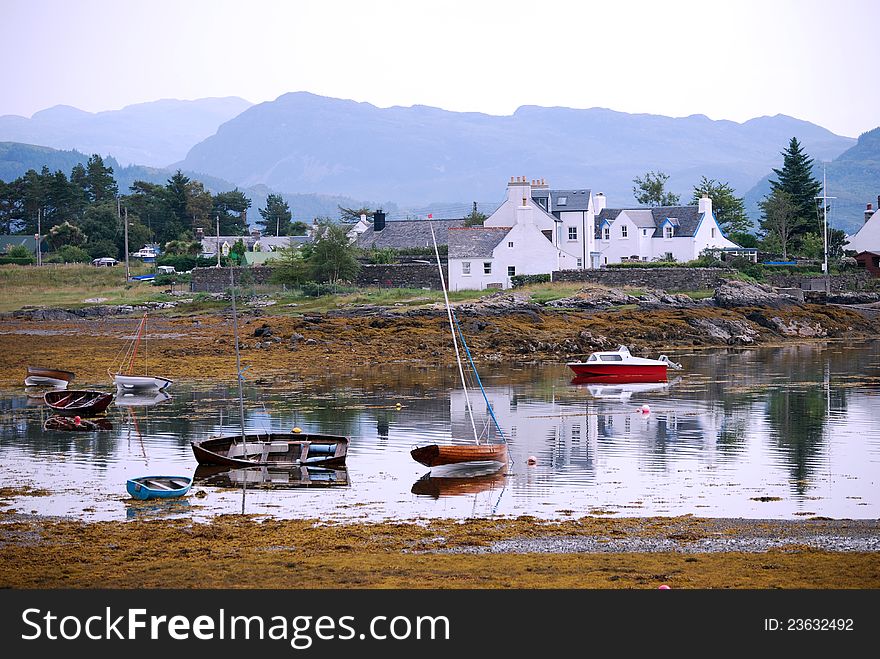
[550, 267, 732, 291]
[354, 263, 445, 289]
[764, 272, 872, 292]
[190, 266, 275, 293]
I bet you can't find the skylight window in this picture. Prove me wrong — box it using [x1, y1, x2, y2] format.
[557, 196, 567, 206]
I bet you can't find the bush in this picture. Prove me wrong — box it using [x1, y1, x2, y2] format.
[0, 256, 35, 265]
[152, 272, 191, 287]
[298, 282, 356, 297]
[53, 245, 92, 263]
[510, 273, 551, 287]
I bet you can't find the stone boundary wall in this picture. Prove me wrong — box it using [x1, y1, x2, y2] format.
[190, 266, 274, 293]
[551, 267, 732, 291]
[353, 263, 444, 289]
[765, 272, 872, 292]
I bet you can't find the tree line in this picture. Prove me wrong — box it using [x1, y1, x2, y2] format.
[0, 156, 310, 262]
[631, 137, 847, 260]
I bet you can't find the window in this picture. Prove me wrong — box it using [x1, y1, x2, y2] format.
[507, 266, 516, 277]
[483, 262, 492, 275]
[643, 229, 648, 236]
[603, 227, 610, 240]
[621, 225, 628, 238]
[642, 257, 648, 262]
[665, 252, 674, 261]
[599, 354, 624, 362]
[508, 241, 514, 248]
[462, 261, 471, 275]
[557, 196, 567, 206]
[664, 226, 674, 239]
[577, 258, 583, 268]
[711, 228, 716, 238]
[568, 226, 578, 240]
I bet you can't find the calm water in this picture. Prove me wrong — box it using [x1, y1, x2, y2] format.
[1, 341, 879, 522]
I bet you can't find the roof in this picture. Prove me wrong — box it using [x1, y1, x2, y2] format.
[547, 189, 592, 212]
[0, 235, 42, 252]
[595, 205, 705, 238]
[447, 227, 511, 258]
[355, 218, 466, 250]
[242, 251, 281, 266]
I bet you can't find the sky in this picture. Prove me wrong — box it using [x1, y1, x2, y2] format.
[2, 0, 879, 138]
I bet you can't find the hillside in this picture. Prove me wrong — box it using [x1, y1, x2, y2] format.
[0, 97, 252, 167]
[178, 92, 855, 207]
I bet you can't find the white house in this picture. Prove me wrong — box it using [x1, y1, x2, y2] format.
[593, 195, 740, 265]
[447, 201, 579, 291]
[845, 197, 880, 254]
[484, 176, 599, 269]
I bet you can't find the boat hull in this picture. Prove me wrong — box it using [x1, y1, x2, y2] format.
[566, 363, 668, 382]
[191, 433, 349, 468]
[113, 374, 173, 390]
[126, 476, 192, 500]
[410, 443, 509, 469]
[26, 366, 75, 388]
[44, 390, 114, 416]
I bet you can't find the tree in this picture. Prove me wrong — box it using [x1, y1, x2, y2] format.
[80, 203, 120, 255]
[690, 177, 750, 234]
[185, 180, 214, 233]
[463, 201, 487, 227]
[759, 189, 797, 260]
[126, 181, 179, 245]
[47, 221, 87, 250]
[309, 219, 360, 284]
[270, 246, 311, 287]
[84, 155, 118, 204]
[768, 137, 822, 242]
[258, 193, 293, 236]
[338, 205, 373, 223]
[213, 189, 251, 235]
[291, 220, 309, 236]
[54, 245, 91, 263]
[230, 238, 246, 265]
[633, 171, 680, 206]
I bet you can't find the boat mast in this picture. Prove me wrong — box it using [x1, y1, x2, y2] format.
[429, 222, 479, 443]
[126, 312, 148, 375]
[229, 266, 247, 443]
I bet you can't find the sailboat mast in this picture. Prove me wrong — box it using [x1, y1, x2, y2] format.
[127, 312, 147, 375]
[430, 222, 479, 443]
[230, 266, 247, 443]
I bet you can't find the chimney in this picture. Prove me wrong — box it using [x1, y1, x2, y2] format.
[698, 194, 712, 216]
[506, 175, 532, 204]
[373, 210, 386, 232]
[594, 192, 606, 213]
[867, 203, 875, 224]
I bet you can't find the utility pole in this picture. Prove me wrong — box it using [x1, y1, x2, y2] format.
[816, 164, 835, 295]
[123, 207, 130, 282]
[216, 215, 221, 267]
[35, 208, 42, 266]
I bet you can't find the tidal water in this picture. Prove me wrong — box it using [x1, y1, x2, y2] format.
[1, 341, 878, 522]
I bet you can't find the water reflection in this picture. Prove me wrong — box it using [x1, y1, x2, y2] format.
[412, 463, 507, 498]
[0, 341, 878, 520]
[193, 464, 350, 489]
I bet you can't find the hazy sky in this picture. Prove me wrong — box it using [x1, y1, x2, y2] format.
[3, 0, 878, 138]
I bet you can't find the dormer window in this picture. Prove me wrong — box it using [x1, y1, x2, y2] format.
[664, 226, 674, 239]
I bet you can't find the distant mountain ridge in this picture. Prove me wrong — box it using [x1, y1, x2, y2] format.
[178, 92, 856, 209]
[0, 97, 252, 167]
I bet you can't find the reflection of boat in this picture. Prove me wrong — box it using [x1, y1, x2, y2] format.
[25, 365, 75, 388]
[191, 267, 349, 469]
[44, 389, 114, 416]
[114, 390, 171, 407]
[411, 463, 506, 498]
[44, 415, 113, 431]
[109, 312, 173, 391]
[410, 224, 509, 470]
[573, 377, 680, 401]
[126, 476, 192, 500]
[191, 433, 349, 468]
[193, 464, 350, 489]
[566, 345, 681, 382]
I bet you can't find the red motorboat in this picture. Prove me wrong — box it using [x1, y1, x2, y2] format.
[566, 345, 680, 382]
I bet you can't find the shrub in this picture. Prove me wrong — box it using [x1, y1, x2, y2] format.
[54, 245, 92, 263]
[510, 273, 551, 287]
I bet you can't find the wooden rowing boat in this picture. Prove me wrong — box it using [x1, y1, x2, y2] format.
[44, 389, 114, 416]
[44, 415, 113, 431]
[26, 365, 75, 388]
[191, 433, 349, 468]
[126, 476, 192, 500]
[410, 443, 508, 469]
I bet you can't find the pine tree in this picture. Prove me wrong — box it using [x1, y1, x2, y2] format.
[258, 194, 293, 236]
[768, 137, 822, 241]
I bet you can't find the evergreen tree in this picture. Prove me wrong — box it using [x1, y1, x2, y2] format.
[690, 177, 750, 234]
[214, 189, 251, 235]
[84, 154, 118, 203]
[633, 171, 680, 206]
[337, 205, 373, 223]
[309, 219, 360, 284]
[758, 189, 797, 260]
[768, 137, 822, 242]
[258, 193, 293, 236]
[464, 201, 487, 227]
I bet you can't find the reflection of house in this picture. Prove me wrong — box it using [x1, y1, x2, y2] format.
[594, 196, 740, 265]
[846, 195, 880, 255]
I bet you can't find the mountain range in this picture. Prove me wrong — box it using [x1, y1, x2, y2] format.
[1, 92, 878, 234]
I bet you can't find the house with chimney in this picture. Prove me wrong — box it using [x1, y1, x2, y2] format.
[353, 211, 465, 250]
[593, 196, 740, 265]
[846, 195, 880, 277]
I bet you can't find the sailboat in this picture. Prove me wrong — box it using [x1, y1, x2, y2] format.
[410, 223, 509, 471]
[190, 267, 349, 468]
[109, 312, 173, 391]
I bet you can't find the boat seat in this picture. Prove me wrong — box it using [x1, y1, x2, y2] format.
[227, 441, 290, 458]
[144, 480, 174, 490]
[168, 479, 190, 488]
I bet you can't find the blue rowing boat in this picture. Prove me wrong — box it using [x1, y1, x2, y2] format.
[126, 475, 192, 500]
